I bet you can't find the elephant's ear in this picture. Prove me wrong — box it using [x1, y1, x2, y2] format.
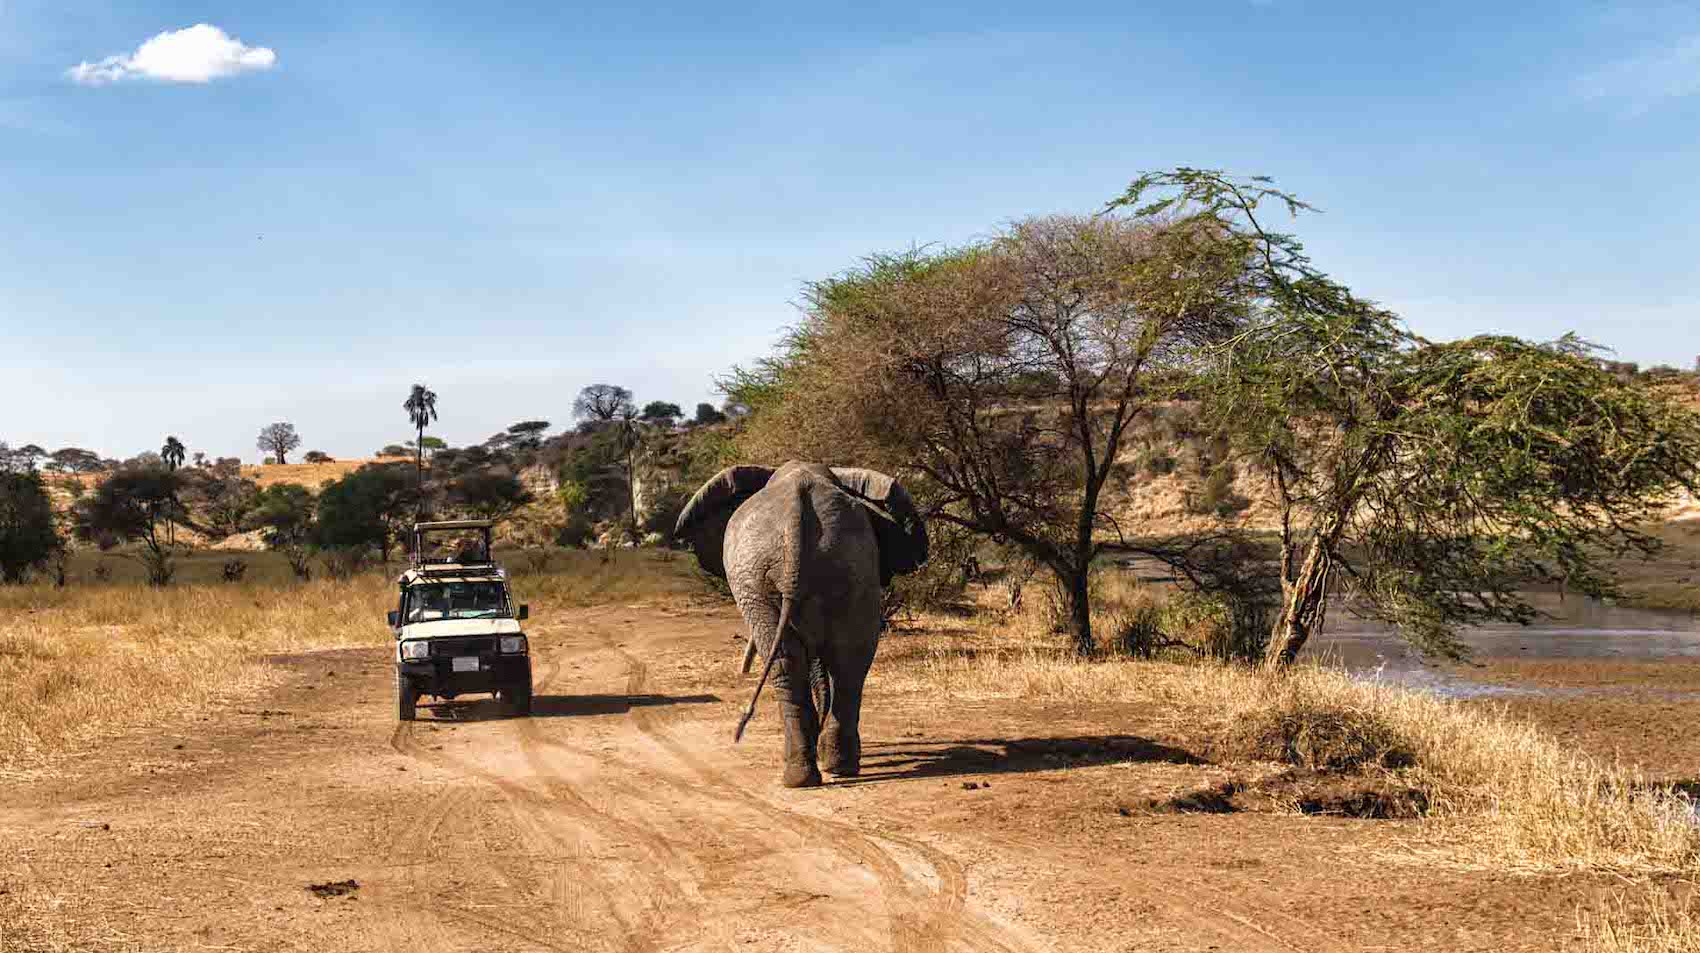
[829, 467, 929, 587]
[673, 465, 775, 578]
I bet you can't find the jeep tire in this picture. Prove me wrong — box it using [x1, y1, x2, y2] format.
[502, 679, 532, 717]
[397, 672, 418, 721]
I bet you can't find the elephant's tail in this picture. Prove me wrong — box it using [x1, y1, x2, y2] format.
[734, 593, 792, 743]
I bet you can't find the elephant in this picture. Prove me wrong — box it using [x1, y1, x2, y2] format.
[673, 461, 928, 788]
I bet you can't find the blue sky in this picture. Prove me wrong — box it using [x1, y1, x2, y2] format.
[2, 2, 1697, 461]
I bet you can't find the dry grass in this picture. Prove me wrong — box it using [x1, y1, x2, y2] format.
[1580, 892, 1700, 952]
[0, 884, 142, 953]
[0, 576, 393, 775]
[0, 549, 702, 776]
[880, 573, 1700, 876]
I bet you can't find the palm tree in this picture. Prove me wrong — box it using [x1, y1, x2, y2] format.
[161, 436, 185, 544]
[402, 383, 438, 500]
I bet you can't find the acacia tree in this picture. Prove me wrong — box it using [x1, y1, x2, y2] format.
[0, 470, 60, 583]
[640, 402, 683, 425]
[1121, 169, 1700, 666]
[254, 484, 315, 580]
[257, 422, 301, 465]
[505, 421, 550, 451]
[447, 470, 534, 519]
[74, 468, 182, 585]
[316, 463, 420, 563]
[727, 212, 1249, 653]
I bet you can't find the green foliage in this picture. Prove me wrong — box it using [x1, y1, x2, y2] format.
[314, 464, 416, 559]
[693, 403, 727, 426]
[446, 470, 533, 519]
[1132, 444, 1176, 476]
[72, 468, 182, 585]
[640, 401, 683, 423]
[1127, 168, 1700, 661]
[253, 484, 314, 548]
[160, 436, 186, 472]
[1186, 464, 1249, 517]
[0, 471, 60, 583]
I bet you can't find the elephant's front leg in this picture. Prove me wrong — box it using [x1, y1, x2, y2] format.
[771, 641, 823, 788]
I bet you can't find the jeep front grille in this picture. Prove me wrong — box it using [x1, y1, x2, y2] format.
[428, 637, 498, 658]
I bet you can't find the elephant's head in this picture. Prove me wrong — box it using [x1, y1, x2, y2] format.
[827, 467, 929, 587]
[673, 465, 775, 579]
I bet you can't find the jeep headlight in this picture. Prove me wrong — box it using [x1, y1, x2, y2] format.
[400, 640, 430, 661]
[499, 635, 527, 655]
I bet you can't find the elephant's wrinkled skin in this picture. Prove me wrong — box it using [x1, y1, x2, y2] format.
[674, 461, 928, 788]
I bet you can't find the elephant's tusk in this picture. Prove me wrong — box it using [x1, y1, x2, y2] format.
[741, 636, 758, 674]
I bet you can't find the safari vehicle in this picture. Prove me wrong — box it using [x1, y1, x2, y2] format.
[389, 519, 532, 720]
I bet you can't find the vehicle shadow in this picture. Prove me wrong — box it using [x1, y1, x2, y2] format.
[423, 692, 720, 722]
[832, 734, 1206, 786]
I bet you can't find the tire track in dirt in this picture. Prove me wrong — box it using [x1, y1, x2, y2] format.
[389, 637, 718, 953]
[366, 730, 481, 953]
[388, 654, 648, 953]
[582, 621, 1025, 953]
[587, 610, 1350, 953]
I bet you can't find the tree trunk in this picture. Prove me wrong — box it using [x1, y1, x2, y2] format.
[1062, 565, 1094, 656]
[1263, 537, 1333, 670]
[626, 443, 638, 535]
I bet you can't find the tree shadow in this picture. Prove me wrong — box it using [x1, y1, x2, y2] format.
[835, 734, 1207, 786]
[423, 692, 720, 722]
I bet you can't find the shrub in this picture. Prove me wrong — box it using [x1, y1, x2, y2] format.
[1133, 445, 1176, 476]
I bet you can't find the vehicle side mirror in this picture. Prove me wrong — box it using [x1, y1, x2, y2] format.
[387, 610, 399, 627]
[517, 605, 529, 621]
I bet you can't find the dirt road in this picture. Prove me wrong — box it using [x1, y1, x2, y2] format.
[2, 601, 1621, 951]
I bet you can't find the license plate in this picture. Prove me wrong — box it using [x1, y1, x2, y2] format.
[451, 656, 480, 673]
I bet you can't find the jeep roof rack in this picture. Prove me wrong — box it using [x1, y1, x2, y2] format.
[413, 519, 494, 531]
[410, 519, 496, 570]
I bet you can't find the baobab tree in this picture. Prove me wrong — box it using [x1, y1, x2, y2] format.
[257, 423, 301, 465]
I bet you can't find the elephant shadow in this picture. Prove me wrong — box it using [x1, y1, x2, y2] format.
[839, 734, 1207, 786]
[424, 693, 720, 722]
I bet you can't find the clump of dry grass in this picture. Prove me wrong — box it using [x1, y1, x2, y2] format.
[880, 572, 1700, 875]
[1579, 892, 1700, 952]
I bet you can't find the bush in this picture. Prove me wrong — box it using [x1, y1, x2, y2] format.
[1133, 445, 1176, 476]
[884, 521, 977, 620]
[1227, 701, 1415, 772]
[1186, 464, 1250, 517]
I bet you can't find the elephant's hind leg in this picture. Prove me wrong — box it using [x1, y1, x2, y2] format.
[819, 641, 874, 777]
[773, 642, 824, 788]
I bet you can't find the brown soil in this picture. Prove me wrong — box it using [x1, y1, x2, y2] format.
[0, 602, 1647, 952]
[1455, 658, 1700, 783]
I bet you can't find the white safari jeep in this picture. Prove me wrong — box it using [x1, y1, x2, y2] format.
[389, 520, 532, 720]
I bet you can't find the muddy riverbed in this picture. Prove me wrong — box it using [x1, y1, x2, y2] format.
[1311, 596, 1700, 698]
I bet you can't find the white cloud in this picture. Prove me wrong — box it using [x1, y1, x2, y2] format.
[67, 24, 277, 86]
[1578, 33, 1700, 111]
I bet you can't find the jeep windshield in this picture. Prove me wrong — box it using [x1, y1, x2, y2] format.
[404, 581, 510, 622]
